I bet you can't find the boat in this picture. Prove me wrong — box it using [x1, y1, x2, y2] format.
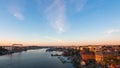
[58, 56, 71, 63]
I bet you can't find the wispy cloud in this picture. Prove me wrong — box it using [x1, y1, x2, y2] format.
[104, 29, 120, 36]
[8, 0, 25, 20]
[76, 0, 88, 12]
[36, 0, 89, 33]
[13, 12, 24, 20]
[45, 0, 66, 33]
[70, 0, 88, 12]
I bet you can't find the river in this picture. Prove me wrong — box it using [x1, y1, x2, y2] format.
[0, 49, 74, 68]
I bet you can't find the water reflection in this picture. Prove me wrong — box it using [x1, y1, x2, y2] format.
[0, 49, 74, 68]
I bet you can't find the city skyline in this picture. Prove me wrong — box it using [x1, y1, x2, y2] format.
[0, 0, 120, 46]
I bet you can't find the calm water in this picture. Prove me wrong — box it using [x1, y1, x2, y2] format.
[0, 49, 74, 68]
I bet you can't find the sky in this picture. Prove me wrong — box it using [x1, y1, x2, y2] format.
[0, 0, 120, 46]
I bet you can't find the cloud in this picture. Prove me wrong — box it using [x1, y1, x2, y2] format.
[76, 0, 88, 12]
[8, 0, 25, 20]
[70, 0, 88, 12]
[12, 10, 24, 20]
[35, 0, 90, 33]
[104, 29, 120, 35]
[45, 0, 66, 33]
[36, 0, 89, 33]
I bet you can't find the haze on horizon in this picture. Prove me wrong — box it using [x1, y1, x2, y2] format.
[0, 0, 120, 46]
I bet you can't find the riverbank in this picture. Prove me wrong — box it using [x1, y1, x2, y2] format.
[0, 46, 44, 56]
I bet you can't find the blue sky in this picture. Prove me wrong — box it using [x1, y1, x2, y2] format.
[0, 0, 120, 45]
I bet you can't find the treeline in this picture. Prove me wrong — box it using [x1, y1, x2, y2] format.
[0, 47, 8, 55]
